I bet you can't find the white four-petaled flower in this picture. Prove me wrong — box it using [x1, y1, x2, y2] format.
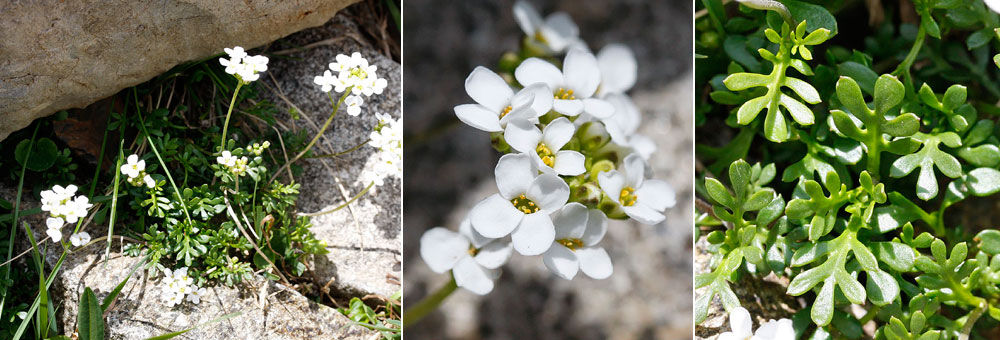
[345, 95, 364, 116]
[597, 154, 676, 224]
[470, 153, 569, 255]
[420, 217, 513, 295]
[515, 49, 613, 118]
[455, 66, 552, 132]
[542, 203, 613, 280]
[120, 154, 145, 179]
[505, 117, 585, 176]
[512, 1, 586, 53]
[69, 232, 91, 247]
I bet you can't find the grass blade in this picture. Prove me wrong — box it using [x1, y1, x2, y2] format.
[105, 140, 125, 267]
[23, 223, 49, 339]
[0, 124, 38, 322]
[101, 254, 147, 312]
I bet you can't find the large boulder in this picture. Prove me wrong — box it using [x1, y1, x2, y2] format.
[0, 0, 357, 141]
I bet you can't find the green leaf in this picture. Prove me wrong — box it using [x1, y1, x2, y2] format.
[14, 138, 58, 172]
[965, 167, 1000, 196]
[78, 288, 105, 340]
[976, 230, 1000, 255]
[889, 133, 963, 200]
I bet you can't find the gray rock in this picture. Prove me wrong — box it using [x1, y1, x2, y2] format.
[258, 15, 402, 299]
[0, 0, 358, 141]
[55, 246, 376, 340]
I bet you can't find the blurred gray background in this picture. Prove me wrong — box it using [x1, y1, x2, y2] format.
[403, 0, 694, 339]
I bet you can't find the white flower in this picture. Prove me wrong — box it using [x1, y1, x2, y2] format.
[597, 154, 676, 224]
[236, 55, 269, 82]
[46, 217, 64, 230]
[63, 196, 92, 224]
[542, 203, 613, 280]
[217, 151, 236, 167]
[515, 49, 614, 118]
[40, 184, 76, 213]
[120, 154, 145, 179]
[512, 1, 586, 53]
[454, 66, 552, 133]
[375, 112, 394, 126]
[69, 232, 91, 247]
[143, 174, 155, 188]
[162, 290, 183, 307]
[718, 307, 795, 340]
[314, 70, 338, 92]
[186, 287, 207, 304]
[219, 56, 241, 75]
[470, 153, 569, 255]
[224, 46, 247, 60]
[345, 94, 364, 116]
[987, 0, 1000, 13]
[595, 44, 637, 96]
[504, 117, 585, 176]
[328, 52, 387, 96]
[420, 217, 513, 295]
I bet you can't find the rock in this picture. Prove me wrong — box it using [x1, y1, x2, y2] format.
[258, 15, 402, 299]
[0, 0, 358, 141]
[55, 246, 376, 340]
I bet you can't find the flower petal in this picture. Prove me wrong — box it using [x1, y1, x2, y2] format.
[515, 58, 564, 90]
[512, 0, 543, 35]
[552, 99, 584, 116]
[629, 134, 657, 161]
[597, 44, 637, 95]
[525, 174, 570, 213]
[577, 247, 613, 279]
[623, 204, 666, 225]
[541, 117, 575, 151]
[552, 202, 589, 239]
[729, 307, 754, 339]
[495, 153, 537, 198]
[474, 240, 514, 269]
[419, 227, 470, 273]
[637, 179, 676, 212]
[597, 170, 625, 202]
[46, 228, 62, 242]
[470, 194, 524, 238]
[553, 150, 586, 176]
[583, 98, 615, 119]
[459, 216, 493, 249]
[542, 243, 579, 280]
[503, 119, 543, 154]
[453, 257, 495, 295]
[454, 104, 502, 132]
[542, 13, 581, 51]
[465, 66, 513, 112]
[623, 153, 646, 188]
[516, 83, 554, 118]
[511, 212, 555, 255]
[562, 49, 600, 98]
[581, 209, 608, 245]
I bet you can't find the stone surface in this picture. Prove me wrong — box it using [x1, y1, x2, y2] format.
[56, 246, 375, 340]
[402, 0, 693, 337]
[0, 0, 358, 141]
[259, 14, 402, 299]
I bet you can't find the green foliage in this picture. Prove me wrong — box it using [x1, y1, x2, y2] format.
[697, 0, 1000, 337]
[339, 291, 401, 340]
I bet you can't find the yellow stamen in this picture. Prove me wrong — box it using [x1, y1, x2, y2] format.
[468, 245, 480, 256]
[510, 194, 541, 214]
[554, 88, 576, 100]
[536, 143, 555, 167]
[557, 238, 585, 250]
[500, 105, 513, 119]
[619, 187, 637, 207]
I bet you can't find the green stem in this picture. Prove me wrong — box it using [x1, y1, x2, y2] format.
[134, 89, 193, 227]
[403, 276, 457, 328]
[220, 82, 244, 151]
[269, 88, 353, 184]
[893, 24, 926, 91]
[0, 124, 39, 321]
[300, 182, 375, 217]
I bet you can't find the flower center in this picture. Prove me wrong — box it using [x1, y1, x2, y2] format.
[554, 88, 576, 100]
[619, 187, 637, 207]
[534, 31, 548, 44]
[556, 238, 584, 250]
[499, 105, 513, 119]
[510, 194, 541, 214]
[536, 143, 555, 167]
[349, 67, 368, 79]
[468, 245, 479, 256]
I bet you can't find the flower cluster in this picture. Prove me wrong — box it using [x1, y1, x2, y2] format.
[218, 46, 269, 83]
[314, 52, 388, 116]
[217, 150, 249, 176]
[363, 113, 402, 188]
[421, 4, 675, 295]
[160, 267, 207, 307]
[718, 307, 794, 340]
[121, 154, 155, 188]
[247, 141, 271, 156]
[40, 184, 93, 243]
